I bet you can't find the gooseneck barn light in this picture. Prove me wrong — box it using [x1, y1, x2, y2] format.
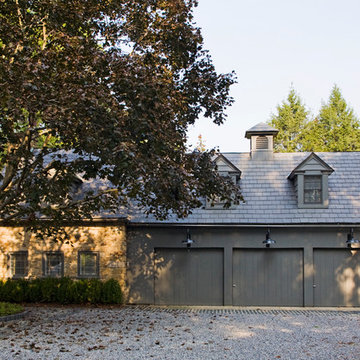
[263, 228, 276, 248]
[346, 228, 359, 248]
[182, 229, 194, 249]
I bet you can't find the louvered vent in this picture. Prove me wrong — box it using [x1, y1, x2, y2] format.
[256, 136, 268, 150]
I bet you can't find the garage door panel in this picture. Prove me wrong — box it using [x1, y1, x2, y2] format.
[154, 248, 223, 306]
[233, 249, 304, 306]
[314, 249, 360, 307]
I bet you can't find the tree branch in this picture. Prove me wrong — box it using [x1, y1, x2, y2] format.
[15, 0, 23, 29]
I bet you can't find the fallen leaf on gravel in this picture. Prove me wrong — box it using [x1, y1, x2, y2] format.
[88, 345, 106, 351]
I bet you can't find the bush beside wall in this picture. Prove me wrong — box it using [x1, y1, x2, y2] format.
[0, 278, 123, 305]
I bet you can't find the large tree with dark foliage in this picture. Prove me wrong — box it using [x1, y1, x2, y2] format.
[0, 0, 240, 236]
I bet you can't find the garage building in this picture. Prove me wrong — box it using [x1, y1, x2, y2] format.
[127, 123, 360, 307]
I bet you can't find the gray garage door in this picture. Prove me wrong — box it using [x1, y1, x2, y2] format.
[233, 249, 304, 306]
[154, 248, 223, 305]
[313, 249, 360, 307]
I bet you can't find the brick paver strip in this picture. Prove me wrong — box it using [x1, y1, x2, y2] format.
[126, 305, 360, 316]
[0, 310, 29, 323]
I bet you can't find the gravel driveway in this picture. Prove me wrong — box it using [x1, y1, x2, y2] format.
[0, 306, 359, 360]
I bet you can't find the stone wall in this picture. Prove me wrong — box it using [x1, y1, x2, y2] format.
[0, 224, 127, 291]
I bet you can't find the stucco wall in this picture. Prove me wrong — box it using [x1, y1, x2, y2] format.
[0, 225, 127, 291]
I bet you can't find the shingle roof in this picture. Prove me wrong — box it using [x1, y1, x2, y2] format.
[245, 122, 279, 138]
[127, 151, 360, 225]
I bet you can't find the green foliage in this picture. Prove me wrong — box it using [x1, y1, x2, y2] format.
[0, 302, 24, 316]
[0, 278, 123, 305]
[0, 278, 28, 302]
[101, 279, 123, 304]
[0, 0, 240, 232]
[269, 85, 360, 152]
[302, 85, 360, 152]
[27, 278, 43, 302]
[56, 277, 75, 304]
[268, 87, 309, 152]
[39, 277, 59, 302]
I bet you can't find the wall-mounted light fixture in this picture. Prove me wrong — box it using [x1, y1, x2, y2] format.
[346, 228, 359, 248]
[182, 229, 194, 249]
[263, 228, 276, 248]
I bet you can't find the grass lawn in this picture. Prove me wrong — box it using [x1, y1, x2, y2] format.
[0, 302, 24, 317]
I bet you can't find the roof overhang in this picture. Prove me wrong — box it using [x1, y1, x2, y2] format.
[288, 152, 334, 180]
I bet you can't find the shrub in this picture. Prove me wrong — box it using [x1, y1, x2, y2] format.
[39, 278, 59, 302]
[27, 278, 43, 302]
[84, 279, 103, 304]
[1, 279, 28, 303]
[0, 278, 123, 304]
[102, 279, 123, 304]
[56, 277, 73, 304]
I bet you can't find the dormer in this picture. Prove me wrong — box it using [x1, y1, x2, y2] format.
[206, 154, 241, 209]
[288, 153, 334, 209]
[245, 123, 279, 160]
[215, 154, 241, 182]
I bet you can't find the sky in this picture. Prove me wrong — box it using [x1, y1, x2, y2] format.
[186, 0, 360, 152]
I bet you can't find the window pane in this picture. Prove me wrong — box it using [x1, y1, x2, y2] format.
[10, 252, 28, 277]
[45, 253, 63, 276]
[79, 252, 98, 276]
[304, 176, 322, 204]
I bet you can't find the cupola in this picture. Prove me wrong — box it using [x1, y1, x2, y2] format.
[245, 122, 279, 160]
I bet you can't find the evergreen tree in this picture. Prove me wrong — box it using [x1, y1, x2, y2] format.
[302, 85, 360, 152]
[268, 88, 309, 152]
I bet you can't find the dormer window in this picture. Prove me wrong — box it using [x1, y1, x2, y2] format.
[304, 175, 322, 204]
[288, 153, 334, 209]
[206, 155, 241, 209]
